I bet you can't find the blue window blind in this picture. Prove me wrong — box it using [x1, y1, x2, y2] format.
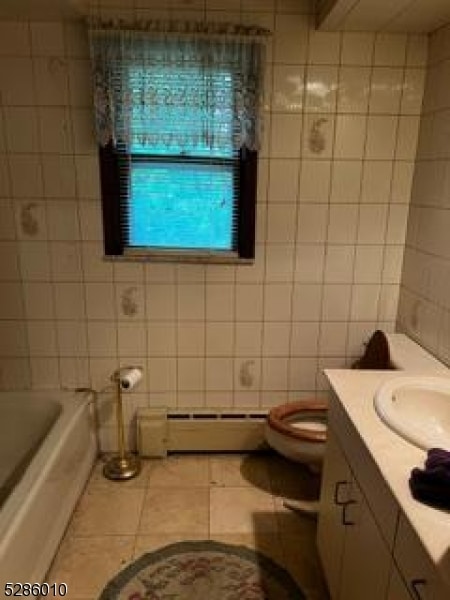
[129, 161, 234, 250]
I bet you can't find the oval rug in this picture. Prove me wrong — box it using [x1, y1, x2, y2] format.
[99, 540, 306, 600]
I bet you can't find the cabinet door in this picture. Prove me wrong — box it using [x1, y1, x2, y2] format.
[387, 566, 413, 600]
[339, 478, 392, 600]
[316, 429, 352, 600]
[394, 515, 450, 600]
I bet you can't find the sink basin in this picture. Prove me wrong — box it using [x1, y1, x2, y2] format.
[374, 376, 450, 451]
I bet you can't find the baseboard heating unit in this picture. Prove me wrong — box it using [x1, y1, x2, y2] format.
[137, 408, 268, 456]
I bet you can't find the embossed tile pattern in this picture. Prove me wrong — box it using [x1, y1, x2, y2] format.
[0, 6, 426, 431]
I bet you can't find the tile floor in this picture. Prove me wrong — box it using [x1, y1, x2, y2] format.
[47, 453, 329, 600]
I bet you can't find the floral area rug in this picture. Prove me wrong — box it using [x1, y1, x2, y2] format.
[99, 540, 306, 600]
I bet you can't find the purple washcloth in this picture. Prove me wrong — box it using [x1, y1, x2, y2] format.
[409, 448, 450, 510]
[425, 448, 450, 470]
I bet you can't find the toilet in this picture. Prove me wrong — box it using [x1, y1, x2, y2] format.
[265, 399, 328, 472]
[265, 330, 393, 473]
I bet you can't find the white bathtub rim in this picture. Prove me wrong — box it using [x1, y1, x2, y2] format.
[0, 391, 91, 547]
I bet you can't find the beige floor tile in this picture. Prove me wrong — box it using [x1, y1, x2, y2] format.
[69, 487, 145, 536]
[274, 496, 318, 537]
[146, 454, 210, 487]
[86, 459, 150, 490]
[210, 486, 277, 534]
[281, 534, 330, 600]
[138, 487, 209, 535]
[267, 454, 321, 501]
[48, 453, 328, 600]
[209, 454, 272, 491]
[133, 533, 207, 558]
[46, 535, 134, 599]
[209, 533, 284, 565]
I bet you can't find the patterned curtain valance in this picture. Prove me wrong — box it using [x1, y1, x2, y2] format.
[88, 17, 270, 40]
[88, 19, 269, 153]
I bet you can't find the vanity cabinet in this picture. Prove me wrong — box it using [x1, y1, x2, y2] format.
[393, 514, 448, 600]
[317, 429, 391, 600]
[317, 397, 450, 600]
[386, 566, 414, 600]
[338, 476, 392, 599]
[316, 431, 350, 599]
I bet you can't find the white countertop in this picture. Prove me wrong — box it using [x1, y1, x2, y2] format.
[386, 333, 449, 374]
[325, 334, 450, 586]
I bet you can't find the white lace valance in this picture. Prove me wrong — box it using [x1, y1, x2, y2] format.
[88, 19, 269, 154]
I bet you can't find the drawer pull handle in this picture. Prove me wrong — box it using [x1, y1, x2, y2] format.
[411, 579, 426, 600]
[334, 480, 349, 505]
[341, 500, 356, 526]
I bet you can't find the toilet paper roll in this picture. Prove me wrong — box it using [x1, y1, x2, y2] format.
[119, 367, 142, 391]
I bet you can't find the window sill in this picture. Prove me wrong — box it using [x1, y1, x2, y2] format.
[104, 248, 254, 265]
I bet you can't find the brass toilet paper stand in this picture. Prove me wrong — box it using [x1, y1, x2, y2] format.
[103, 367, 141, 481]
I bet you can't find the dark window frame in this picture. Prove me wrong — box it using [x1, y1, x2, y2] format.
[98, 142, 257, 261]
[98, 56, 258, 262]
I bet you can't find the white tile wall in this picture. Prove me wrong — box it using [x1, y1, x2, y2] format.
[398, 22, 450, 366]
[0, 3, 427, 451]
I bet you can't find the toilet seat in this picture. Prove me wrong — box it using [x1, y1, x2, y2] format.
[267, 400, 328, 443]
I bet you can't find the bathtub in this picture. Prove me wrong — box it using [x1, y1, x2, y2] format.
[0, 390, 97, 590]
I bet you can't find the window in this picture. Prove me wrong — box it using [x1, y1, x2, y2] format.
[89, 22, 267, 262]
